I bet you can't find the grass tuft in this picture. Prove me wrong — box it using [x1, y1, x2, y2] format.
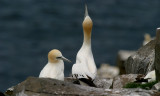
[124, 81, 158, 90]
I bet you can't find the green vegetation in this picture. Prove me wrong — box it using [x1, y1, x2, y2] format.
[124, 81, 158, 90]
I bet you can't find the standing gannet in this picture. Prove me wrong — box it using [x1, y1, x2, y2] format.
[72, 5, 97, 86]
[39, 49, 71, 81]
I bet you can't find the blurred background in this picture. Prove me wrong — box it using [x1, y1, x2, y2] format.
[0, 0, 159, 92]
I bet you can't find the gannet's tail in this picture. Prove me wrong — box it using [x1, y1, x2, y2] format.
[79, 77, 96, 87]
[144, 70, 156, 82]
[72, 64, 96, 87]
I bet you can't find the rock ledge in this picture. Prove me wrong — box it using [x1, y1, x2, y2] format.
[7, 77, 160, 96]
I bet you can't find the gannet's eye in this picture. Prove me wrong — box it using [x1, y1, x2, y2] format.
[56, 57, 62, 59]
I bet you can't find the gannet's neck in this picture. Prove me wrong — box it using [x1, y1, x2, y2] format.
[82, 16, 93, 47]
[83, 30, 91, 46]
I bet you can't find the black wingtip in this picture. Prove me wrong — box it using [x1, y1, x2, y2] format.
[79, 78, 96, 87]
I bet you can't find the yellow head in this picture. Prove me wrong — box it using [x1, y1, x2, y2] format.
[48, 49, 71, 63]
[83, 16, 93, 33]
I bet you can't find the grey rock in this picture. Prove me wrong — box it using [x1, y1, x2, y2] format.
[125, 39, 156, 75]
[93, 78, 113, 89]
[152, 82, 160, 91]
[64, 77, 79, 84]
[154, 28, 160, 81]
[10, 77, 160, 96]
[12, 77, 106, 96]
[105, 88, 159, 96]
[112, 74, 138, 89]
[117, 50, 135, 74]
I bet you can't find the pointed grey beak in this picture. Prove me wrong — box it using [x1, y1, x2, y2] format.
[59, 56, 71, 63]
[84, 4, 89, 18]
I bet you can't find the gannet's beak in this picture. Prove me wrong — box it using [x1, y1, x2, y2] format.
[61, 56, 72, 63]
[57, 56, 71, 63]
[84, 4, 89, 18]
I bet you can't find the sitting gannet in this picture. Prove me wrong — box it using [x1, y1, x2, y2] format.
[144, 70, 156, 82]
[39, 49, 71, 81]
[72, 5, 97, 87]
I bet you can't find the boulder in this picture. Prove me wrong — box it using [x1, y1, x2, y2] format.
[112, 74, 138, 89]
[105, 88, 160, 96]
[12, 77, 105, 96]
[152, 82, 160, 91]
[6, 77, 160, 96]
[125, 39, 156, 75]
[93, 78, 113, 89]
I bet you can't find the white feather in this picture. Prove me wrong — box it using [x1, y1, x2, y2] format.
[72, 41, 97, 80]
[144, 70, 156, 82]
[39, 61, 64, 81]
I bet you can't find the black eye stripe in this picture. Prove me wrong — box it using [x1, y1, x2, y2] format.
[56, 57, 61, 59]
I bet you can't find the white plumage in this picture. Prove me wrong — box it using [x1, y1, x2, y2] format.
[144, 70, 156, 82]
[39, 49, 71, 81]
[72, 5, 97, 83]
[39, 61, 64, 80]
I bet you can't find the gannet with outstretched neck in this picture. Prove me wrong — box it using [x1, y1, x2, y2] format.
[72, 5, 97, 86]
[39, 49, 71, 81]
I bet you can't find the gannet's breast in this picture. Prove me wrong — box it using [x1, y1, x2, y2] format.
[39, 61, 64, 80]
[72, 54, 96, 79]
[76, 48, 97, 76]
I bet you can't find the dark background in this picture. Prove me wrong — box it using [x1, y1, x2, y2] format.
[0, 0, 159, 92]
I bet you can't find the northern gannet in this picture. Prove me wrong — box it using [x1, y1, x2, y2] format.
[144, 70, 156, 82]
[39, 49, 71, 81]
[72, 5, 97, 87]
